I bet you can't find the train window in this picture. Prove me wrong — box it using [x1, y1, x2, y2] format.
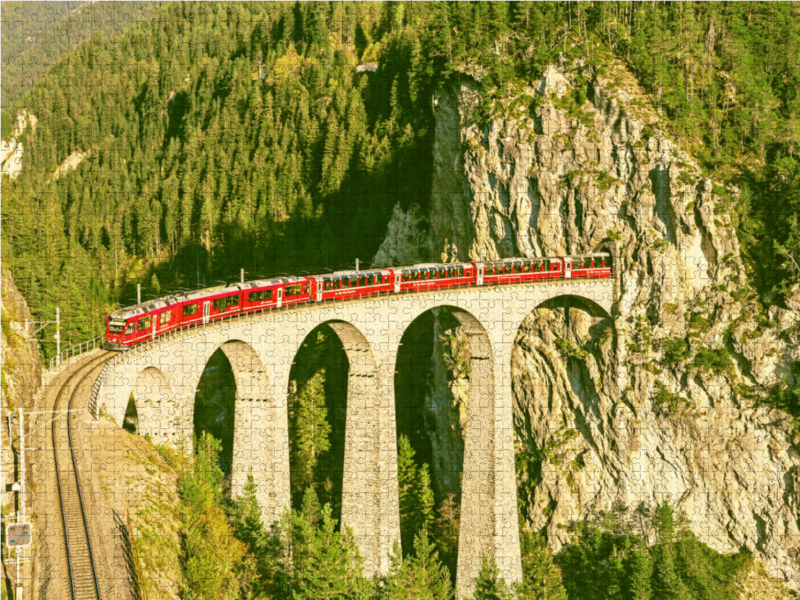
[347, 277, 356, 288]
[213, 298, 226, 311]
[543, 260, 550, 271]
[447, 267, 454, 277]
[124, 322, 135, 335]
[458, 266, 464, 277]
[159, 311, 171, 325]
[438, 267, 446, 278]
[140, 316, 152, 330]
[183, 303, 198, 316]
[249, 290, 271, 302]
[229, 295, 240, 307]
[286, 284, 302, 296]
[358, 276, 366, 287]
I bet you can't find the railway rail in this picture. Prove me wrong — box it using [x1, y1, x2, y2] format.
[51, 352, 116, 600]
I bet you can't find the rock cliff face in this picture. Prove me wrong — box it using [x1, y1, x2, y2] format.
[375, 55, 800, 588]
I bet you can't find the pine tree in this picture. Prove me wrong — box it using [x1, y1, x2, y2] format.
[516, 530, 566, 600]
[606, 545, 626, 600]
[471, 554, 510, 600]
[652, 501, 691, 600]
[292, 503, 370, 599]
[629, 540, 653, 600]
[397, 434, 435, 557]
[385, 528, 453, 600]
[289, 370, 332, 501]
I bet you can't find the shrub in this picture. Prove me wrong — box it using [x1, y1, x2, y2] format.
[652, 381, 692, 417]
[693, 347, 733, 375]
[661, 337, 691, 364]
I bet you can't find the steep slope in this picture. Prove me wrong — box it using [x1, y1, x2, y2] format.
[376, 51, 800, 589]
[1, 269, 42, 595]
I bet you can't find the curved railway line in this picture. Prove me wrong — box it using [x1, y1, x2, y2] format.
[50, 352, 116, 600]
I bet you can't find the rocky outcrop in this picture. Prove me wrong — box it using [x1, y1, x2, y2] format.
[377, 53, 800, 590]
[1, 110, 37, 180]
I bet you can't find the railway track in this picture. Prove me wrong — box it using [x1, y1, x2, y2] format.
[51, 352, 116, 600]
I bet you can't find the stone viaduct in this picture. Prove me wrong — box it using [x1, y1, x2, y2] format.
[93, 278, 614, 597]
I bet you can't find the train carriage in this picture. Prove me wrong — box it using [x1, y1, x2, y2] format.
[392, 263, 473, 293]
[106, 298, 174, 348]
[308, 270, 392, 303]
[478, 257, 562, 286]
[562, 253, 612, 279]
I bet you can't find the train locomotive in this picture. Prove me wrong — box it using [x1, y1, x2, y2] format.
[105, 253, 612, 349]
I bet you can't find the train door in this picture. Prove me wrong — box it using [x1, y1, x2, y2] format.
[564, 258, 572, 279]
[277, 287, 283, 308]
[203, 301, 210, 324]
[477, 265, 484, 285]
[394, 273, 401, 293]
[316, 280, 323, 303]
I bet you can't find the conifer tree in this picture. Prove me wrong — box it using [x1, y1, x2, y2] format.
[652, 501, 691, 600]
[516, 530, 566, 600]
[471, 554, 510, 600]
[629, 540, 653, 600]
[292, 502, 370, 599]
[384, 528, 453, 600]
[290, 370, 332, 502]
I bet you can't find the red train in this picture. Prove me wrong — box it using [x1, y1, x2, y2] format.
[105, 253, 612, 349]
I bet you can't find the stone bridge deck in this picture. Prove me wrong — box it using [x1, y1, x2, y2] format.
[93, 277, 614, 597]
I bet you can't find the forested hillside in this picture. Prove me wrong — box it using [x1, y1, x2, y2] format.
[2, 2, 800, 356]
[1, 1, 162, 107]
[3, 3, 800, 598]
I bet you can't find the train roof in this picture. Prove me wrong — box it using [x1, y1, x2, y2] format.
[109, 298, 170, 320]
[397, 262, 471, 270]
[324, 269, 389, 278]
[109, 277, 309, 320]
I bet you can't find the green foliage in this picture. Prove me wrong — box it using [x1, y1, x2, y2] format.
[517, 530, 567, 600]
[383, 529, 454, 600]
[471, 554, 513, 600]
[660, 338, 691, 365]
[289, 369, 332, 504]
[693, 347, 734, 376]
[291, 502, 370, 600]
[555, 338, 590, 360]
[555, 502, 750, 600]
[398, 434, 435, 558]
[180, 433, 251, 599]
[652, 382, 693, 418]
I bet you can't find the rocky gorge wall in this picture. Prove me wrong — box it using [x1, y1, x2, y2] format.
[373, 54, 800, 589]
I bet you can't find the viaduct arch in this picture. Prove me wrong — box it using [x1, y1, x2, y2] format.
[96, 278, 613, 597]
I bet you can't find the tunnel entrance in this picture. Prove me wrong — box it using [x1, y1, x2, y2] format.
[193, 349, 237, 476]
[287, 324, 349, 525]
[394, 308, 467, 579]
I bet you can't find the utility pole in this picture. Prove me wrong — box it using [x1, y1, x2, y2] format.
[240, 269, 245, 283]
[137, 284, 141, 305]
[355, 259, 359, 272]
[55, 308, 60, 366]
